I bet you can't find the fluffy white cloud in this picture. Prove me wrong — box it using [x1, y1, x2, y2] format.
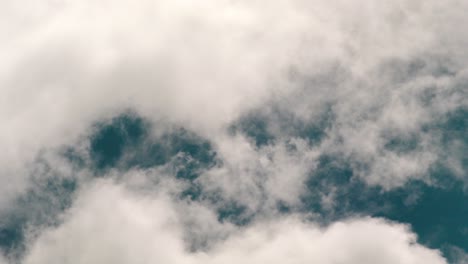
[200, 135, 319, 211]
[21, 181, 446, 264]
[1, 1, 467, 261]
[1, 0, 467, 201]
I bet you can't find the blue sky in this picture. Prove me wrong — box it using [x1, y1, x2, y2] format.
[0, 1, 467, 263]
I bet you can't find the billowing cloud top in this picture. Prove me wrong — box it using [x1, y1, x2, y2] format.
[0, 0, 467, 263]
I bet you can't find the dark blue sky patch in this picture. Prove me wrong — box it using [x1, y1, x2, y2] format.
[0, 176, 77, 259]
[61, 147, 87, 170]
[1, 113, 222, 260]
[229, 112, 275, 148]
[0, 113, 221, 261]
[230, 105, 334, 148]
[90, 113, 147, 170]
[79, 113, 222, 207]
[124, 128, 219, 183]
[301, 152, 468, 262]
[294, 107, 335, 146]
[229, 105, 468, 260]
[0, 152, 78, 258]
[433, 108, 467, 148]
[215, 200, 250, 226]
[0, 216, 24, 259]
[422, 107, 468, 179]
[83, 113, 219, 182]
[301, 154, 364, 221]
[387, 180, 468, 252]
[151, 129, 218, 180]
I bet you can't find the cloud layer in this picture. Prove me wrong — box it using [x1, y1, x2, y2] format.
[1, 0, 467, 263]
[22, 181, 446, 264]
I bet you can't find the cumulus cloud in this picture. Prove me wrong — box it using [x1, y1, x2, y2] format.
[2, 0, 468, 193]
[21, 181, 446, 264]
[1, 0, 467, 262]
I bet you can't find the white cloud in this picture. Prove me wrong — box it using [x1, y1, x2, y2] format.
[0, 254, 8, 264]
[1, 0, 467, 200]
[200, 135, 319, 211]
[21, 181, 446, 264]
[0, 1, 467, 261]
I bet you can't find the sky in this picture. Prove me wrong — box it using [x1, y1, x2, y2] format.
[0, 0, 467, 263]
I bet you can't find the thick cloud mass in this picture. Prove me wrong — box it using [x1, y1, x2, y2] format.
[23, 181, 445, 264]
[1, 0, 467, 263]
